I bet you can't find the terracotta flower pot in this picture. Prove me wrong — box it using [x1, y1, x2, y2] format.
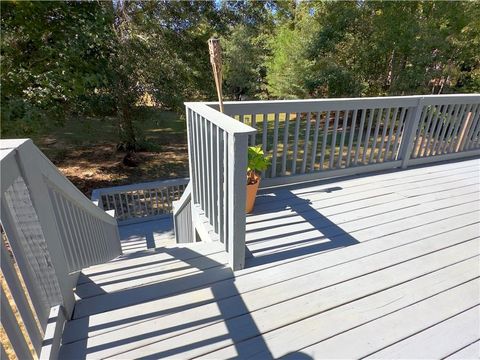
[246, 176, 260, 214]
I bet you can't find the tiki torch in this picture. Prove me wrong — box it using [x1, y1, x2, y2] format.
[208, 37, 224, 113]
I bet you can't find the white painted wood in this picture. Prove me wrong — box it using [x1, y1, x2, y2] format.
[283, 280, 479, 360]
[271, 112, 280, 177]
[227, 132, 249, 270]
[217, 94, 479, 115]
[446, 341, 480, 359]
[291, 112, 301, 175]
[369, 107, 383, 163]
[369, 306, 480, 359]
[329, 110, 340, 168]
[60, 232, 478, 359]
[362, 108, 375, 164]
[39, 305, 66, 360]
[391, 106, 407, 160]
[320, 111, 330, 170]
[1, 286, 33, 360]
[115, 241, 479, 359]
[281, 113, 290, 175]
[302, 112, 312, 173]
[310, 112, 321, 171]
[1, 240, 43, 354]
[59, 160, 478, 358]
[377, 107, 391, 162]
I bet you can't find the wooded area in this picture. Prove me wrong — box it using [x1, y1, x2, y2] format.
[1, 0, 479, 192]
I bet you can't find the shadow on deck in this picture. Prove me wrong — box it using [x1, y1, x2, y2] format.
[60, 158, 479, 359]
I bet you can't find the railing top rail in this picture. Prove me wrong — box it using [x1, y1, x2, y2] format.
[207, 94, 480, 106]
[0, 139, 117, 226]
[185, 102, 256, 135]
[205, 94, 480, 114]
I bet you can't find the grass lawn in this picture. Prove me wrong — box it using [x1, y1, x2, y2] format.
[32, 107, 188, 196]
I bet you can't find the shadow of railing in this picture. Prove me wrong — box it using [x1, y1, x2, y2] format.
[246, 186, 359, 268]
[65, 246, 275, 359]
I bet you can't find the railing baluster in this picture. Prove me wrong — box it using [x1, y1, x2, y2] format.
[411, 105, 429, 158]
[337, 110, 348, 168]
[320, 111, 330, 170]
[310, 112, 321, 172]
[431, 104, 452, 155]
[383, 107, 398, 162]
[291, 112, 301, 174]
[362, 109, 375, 164]
[376, 107, 391, 162]
[251, 113, 256, 145]
[390, 107, 407, 160]
[424, 105, 443, 156]
[346, 109, 358, 167]
[262, 113, 268, 178]
[216, 126, 222, 237]
[369, 108, 383, 163]
[418, 105, 435, 157]
[329, 110, 340, 169]
[65, 201, 87, 267]
[223, 131, 228, 244]
[353, 109, 366, 165]
[1, 240, 43, 354]
[281, 113, 290, 176]
[438, 104, 464, 154]
[1, 287, 33, 360]
[49, 190, 76, 271]
[468, 108, 480, 149]
[271, 112, 280, 177]
[463, 104, 480, 151]
[448, 104, 470, 153]
[301, 112, 312, 173]
[211, 123, 217, 230]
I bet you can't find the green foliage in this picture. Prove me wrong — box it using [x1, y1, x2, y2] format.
[247, 145, 270, 176]
[1, 1, 115, 136]
[222, 25, 262, 100]
[267, 0, 480, 98]
[1, 0, 479, 144]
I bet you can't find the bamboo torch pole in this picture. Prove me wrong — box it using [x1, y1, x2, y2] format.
[208, 37, 224, 113]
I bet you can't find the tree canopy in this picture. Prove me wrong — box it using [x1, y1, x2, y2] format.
[1, 0, 479, 144]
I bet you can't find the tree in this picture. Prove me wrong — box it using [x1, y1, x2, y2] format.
[1, 1, 115, 136]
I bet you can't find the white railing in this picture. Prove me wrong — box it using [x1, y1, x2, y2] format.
[173, 183, 193, 244]
[185, 103, 256, 270]
[213, 94, 480, 187]
[92, 178, 189, 224]
[177, 95, 480, 271]
[0, 139, 122, 359]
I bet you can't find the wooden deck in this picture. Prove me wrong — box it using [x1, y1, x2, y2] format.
[60, 158, 480, 359]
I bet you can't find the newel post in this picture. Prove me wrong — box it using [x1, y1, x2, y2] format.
[227, 132, 249, 270]
[399, 97, 425, 169]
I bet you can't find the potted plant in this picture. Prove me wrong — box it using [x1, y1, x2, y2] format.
[246, 145, 271, 213]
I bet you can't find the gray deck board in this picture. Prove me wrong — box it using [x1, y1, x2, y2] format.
[60, 158, 480, 359]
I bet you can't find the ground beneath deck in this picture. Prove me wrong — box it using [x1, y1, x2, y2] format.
[60, 159, 480, 359]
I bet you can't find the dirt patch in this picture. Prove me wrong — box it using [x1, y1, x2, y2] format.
[34, 110, 189, 197]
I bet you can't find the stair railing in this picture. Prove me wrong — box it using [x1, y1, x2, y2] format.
[1, 139, 122, 359]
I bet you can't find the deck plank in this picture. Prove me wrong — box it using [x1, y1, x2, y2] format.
[62, 214, 478, 345]
[88, 240, 478, 359]
[446, 340, 480, 359]
[59, 158, 480, 359]
[368, 306, 480, 359]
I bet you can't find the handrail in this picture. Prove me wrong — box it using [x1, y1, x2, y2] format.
[183, 103, 256, 270]
[180, 95, 479, 271]
[214, 94, 480, 187]
[0, 139, 122, 359]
